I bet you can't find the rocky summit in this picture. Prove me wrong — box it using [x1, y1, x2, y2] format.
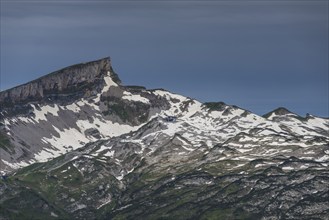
[0, 57, 328, 220]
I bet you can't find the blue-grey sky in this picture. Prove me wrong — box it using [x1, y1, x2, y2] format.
[1, 0, 328, 117]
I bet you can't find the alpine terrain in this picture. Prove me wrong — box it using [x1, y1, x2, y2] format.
[0, 57, 328, 220]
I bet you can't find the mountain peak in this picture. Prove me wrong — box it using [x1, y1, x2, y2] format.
[263, 107, 294, 118]
[0, 57, 120, 108]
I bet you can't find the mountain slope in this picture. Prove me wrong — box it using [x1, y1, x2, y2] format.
[0, 57, 328, 219]
[0, 58, 178, 171]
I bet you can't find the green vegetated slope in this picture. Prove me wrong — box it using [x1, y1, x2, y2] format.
[1, 144, 328, 220]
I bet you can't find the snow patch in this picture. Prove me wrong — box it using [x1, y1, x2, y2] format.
[104, 150, 115, 157]
[315, 155, 329, 162]
[50, 212, 58, 217]
[31, 104, 60, 122]
[122, 91, 150, 104]
[102, 72, 118, 93]
[76, 117, 140, 138]
[97, 195, 112, 209]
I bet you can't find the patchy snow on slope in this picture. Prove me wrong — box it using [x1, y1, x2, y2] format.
[37, 126, 90, 162]
[257, 129, 278, 136]
[1, 159, 30, 170]
[266, 113, 277, 120]
[65, 103, 81, 113]
[238, 148, 253, 153]
[97, 195, 112, 209]
[122, 91, 150, 104]
[182, 101, 203, 119]
[91, 71, 119, 103]
[239, 135, 254, 142]
[153, 90, 186, 102]
[102, 72, 118, 93]
[50, 212, 58, 217]
[104, 150, 115, 157]
[282, 166, 295, 171]
[161, 121, 183, 136]
[282, 121, 322, 137]
[305, 117, 329, 131]
[96, 145, 111, 153]
[315, 155, 329, 162]
[16, 116, 34, 124]
[34, 149, 57, 162]
[208, 107, 244, 119]
[31, 104, 60, 122]
[3, 72, 329, 175]
[116, 204, 132, 211]
[116, 172, 125, 181]
[237, 113, 267, 129]
[76, 116, 141, 138]
[175, 135, 194, 151]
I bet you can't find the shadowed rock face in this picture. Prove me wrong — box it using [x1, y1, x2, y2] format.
[0, 57, 117, 110]
[0, 58, 328, 220]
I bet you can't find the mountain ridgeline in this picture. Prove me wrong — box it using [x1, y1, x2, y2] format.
[1, 58, 119, 114]
[0, 58, 328, 220]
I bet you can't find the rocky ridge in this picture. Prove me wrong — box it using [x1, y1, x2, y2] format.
[0, 57, 119, 105]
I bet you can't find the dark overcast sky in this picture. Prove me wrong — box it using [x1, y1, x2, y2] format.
[1, 0, 328, 117]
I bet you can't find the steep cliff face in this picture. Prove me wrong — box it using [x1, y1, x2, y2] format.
[0, 57, 119, 112]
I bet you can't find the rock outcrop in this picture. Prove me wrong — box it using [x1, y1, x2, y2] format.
[0, 57, 120, 110]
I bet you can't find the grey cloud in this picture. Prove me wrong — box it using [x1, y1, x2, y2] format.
[1, 0, 328, 116]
